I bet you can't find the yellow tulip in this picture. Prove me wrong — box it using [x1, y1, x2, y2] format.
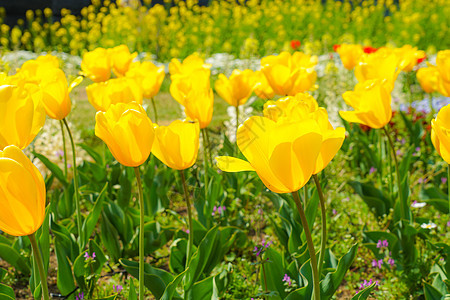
[340, 79, 392, 129]
[253, 70, 275, 100]
[170, 68, 210, 105]
[431, 104, 450, 164]
[394, 45, 426, 72]
[436, 50, 450, 82]
[183, 87, 214, 129]
[437, 76, 450, 97]
[261, 51, 317, 96]
[263, 93, 345, 174]
[0, 145, 46, 236]
[152, 120, 200, 170]
[81, 47, 111, 82]
[214, 69, 255, 107]
[216, 116, 323, 193]
[0, 85, 46, 150]
[11, 54, 60, 86]
[169, 53, 211, 77]
[108, 44, 137, 77]
[39, 68, 71, 120]
[354, 48, 400, 91]
[335, 44, 364, 70]
[126, 61, 165, 98]
[95, 102, 154, 167]
[86, 77, 143, 111]
[416, 66, 439, 94]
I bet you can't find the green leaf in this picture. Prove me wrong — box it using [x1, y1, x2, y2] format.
[0, 283, 15, 299]
[100, 212, 121, 262]
[78, 143, 103, 165]
[423, 282, 444, 300]
[0, 244, 30, 275]
[349, 181, 391, 218]
[33, 152, 68, 187]
[260, 247, 285, 299]
[120, 259, 175, 299]
[54, 245, 76, 294]
[192, 276, 216, 300]
[169, 239, 187, 274]
[320, 244, 359, 300]
[96, 296, 118, 300]
[128, 278, 137, 300]
[351, 282, 377, 300]
[160, 268, 188, 300]
[185, 226, 219, 290]
[82, 182, 108, 248]
[423, 199, 450, 214]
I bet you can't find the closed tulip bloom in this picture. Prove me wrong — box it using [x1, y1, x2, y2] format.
[216, 116, 323, 193]
[95, 102, 154, 167]
[215, 69, 255, 107]
[39, 68, 71, 120]
[0, 85, 46, 150]
[152, 120, 200, 170]
[261, 51, 317, 96]
[417, 66, 439, 93]
[394, 45, 426, 72]
[170, 68, 210, 105]
[340, 79, 392, 129]
[431, 104, 450, 164]
[108, 45, 137, 77]
[126, 61, 165, 98]
[263, 93, 345, 174]
[354, 48, 400, 91]
[336, 44, 364, 70]
[169, 53, 211, 77]
[436, 50, 450, 82]
[87, 77, 143, 111]
[253, 70, 275, 100]
[437, 76, 450, 97]
[184, 88, 214, 129]
[81, 47, 111, 82]
[0, 145, 46, 236]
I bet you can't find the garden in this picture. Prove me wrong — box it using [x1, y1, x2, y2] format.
[0, 0, 449, 299]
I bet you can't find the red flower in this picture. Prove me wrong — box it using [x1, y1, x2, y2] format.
[363, 46, 378, 54]
[417, 56, 426, 64]
[333, 44, 341, 52]
[291, 40, 301, 50]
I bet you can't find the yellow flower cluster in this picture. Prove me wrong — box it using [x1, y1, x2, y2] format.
[1, 0, 448, 59]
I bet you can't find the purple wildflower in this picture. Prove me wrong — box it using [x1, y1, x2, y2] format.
[282, 274, 292, 286]
[75, 292, 84, 300]
[447, 220, 450, 227]
[332, 209, 337, 215]
[388, 258, 395, 267]
[84, 252, 90, 260]
[442, 177, 447, 184]
[369, 167, 376, 174]
[113, 284, 123, 293]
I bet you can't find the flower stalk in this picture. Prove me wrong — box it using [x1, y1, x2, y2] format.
[28, 233, 49, 300]
[134, 167, 146, 300]
[291, 191, 320, 300]
[313, 174, 327, 278]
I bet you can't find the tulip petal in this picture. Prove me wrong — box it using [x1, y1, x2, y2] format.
[215, 156, 254, 172]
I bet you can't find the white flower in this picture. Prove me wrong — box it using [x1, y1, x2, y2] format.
[421, 222, 437, 229]
[411, 201, 427, 208]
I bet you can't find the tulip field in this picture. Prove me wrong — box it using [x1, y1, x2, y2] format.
[1, 0, 450, 299]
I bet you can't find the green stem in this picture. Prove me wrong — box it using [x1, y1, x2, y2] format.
[204, 128, 213, 166]
[235, 105, 240, 155]
[134, 167, 145, 300]
[59, 120, 68, 177]
[291, 191, 320, 300]
[383, 126, 410, 221]
[313, 175, 327, 279]
[201, 129, 209, 202]
[62, 118, 83, 251]
[180, 170, 194, 266]
[150, 97, 158, 124]
[28, 233, 49, 300]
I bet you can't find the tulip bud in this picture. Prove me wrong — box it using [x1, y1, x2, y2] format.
[0, 145, 46, 236]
